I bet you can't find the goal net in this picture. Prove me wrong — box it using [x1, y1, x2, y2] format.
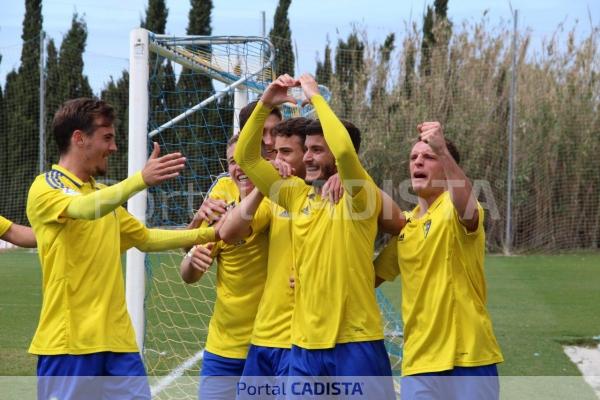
[127, 29, 403, 398]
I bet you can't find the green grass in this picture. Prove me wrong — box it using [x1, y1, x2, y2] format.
[1, 251, 600, 382]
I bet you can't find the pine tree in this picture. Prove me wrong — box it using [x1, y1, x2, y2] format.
[56, 14, 93, 101]
[44, 39, 60, 166]
[2, 0, 43, 223]
[334, 32, 364, 117]
[420, 0, 452, 77]
[101, 71, 129, 182]
[269, 0, 294, 76]
[371, 33, 395, 105]
[141, 0, 169, 33]
[315, 42, 332, 86]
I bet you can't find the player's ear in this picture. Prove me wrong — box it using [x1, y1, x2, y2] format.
[72, 130, 85, 146]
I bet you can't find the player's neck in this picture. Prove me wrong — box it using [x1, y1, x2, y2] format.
[58, 155, 91, 182]
[416, 191, 444, 217]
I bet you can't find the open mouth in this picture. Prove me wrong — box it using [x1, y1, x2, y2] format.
[413, 172, 427, 179]
[306, 166, 319, 172]
[237, 174, 249, 182]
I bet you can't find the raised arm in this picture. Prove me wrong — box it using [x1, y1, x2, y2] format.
[418, 122, 479, 231]
[235, 75, 300, 205]
[299, 74, 368, 196]
[66, 143, 185, 220]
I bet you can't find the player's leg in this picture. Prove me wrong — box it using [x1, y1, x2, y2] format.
[200, 350, 245, 400]
[37, 353, 104, 399]
[448, 364, 500, 400]
[330, 340, 396, 399]
[238, 345, 290, 399]
[103, 352, 150, 400]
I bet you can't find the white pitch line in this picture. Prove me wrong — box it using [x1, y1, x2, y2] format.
[150, 349, 204, 397]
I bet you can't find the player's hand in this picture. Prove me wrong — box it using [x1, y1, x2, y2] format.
[261, 74, 298, 108]
[298, 73, 320, 102]
[417, 122, 446, 156]
[270, 159, 294, 178]
[323, 173, 343, 204]
[192, 198, 228, 227]
[142, 142, 186, 186]
[188, 244, 214, 273]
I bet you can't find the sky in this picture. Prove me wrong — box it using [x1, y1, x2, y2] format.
[0, 0, 598, 93]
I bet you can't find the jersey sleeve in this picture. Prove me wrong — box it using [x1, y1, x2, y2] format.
[0, 216, 13, 237]
[65, 172, 147, 220]
[453, 201, 485, 238]
[235, 101, 306, 212]
[312, 95, 369, 196]
[117, 207, 150, 253]
[249, 198, 272, 236]
[27, 177, 79, 224]
[373, 235, 400, 281]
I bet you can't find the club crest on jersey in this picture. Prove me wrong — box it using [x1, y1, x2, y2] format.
[423, 220, 432, 239]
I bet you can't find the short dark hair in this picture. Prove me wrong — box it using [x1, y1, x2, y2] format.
[227, 134, 239, 148]
[444, 139, 461, 165]
[415, 137, 461, 164]
[305, 118, 361, 153]
[273, 117, 312, 141]
[52, 98, 116, 155]
[239, 100, 282, 131]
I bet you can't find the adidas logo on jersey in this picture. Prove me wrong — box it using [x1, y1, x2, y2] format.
[279, 210, 290, 218]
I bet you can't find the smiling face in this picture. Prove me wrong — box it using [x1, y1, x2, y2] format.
[227, 142, 254, 196]
[302, 134, 336, 184]
[275, 134, 306, 179]
[409, 141, 446, 199]
[261, 114, 283, 160]
[80, 120, 117, 177]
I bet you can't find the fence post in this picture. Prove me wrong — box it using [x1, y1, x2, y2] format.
[505, 9, 518, 255]
[38, 30, 45, 174]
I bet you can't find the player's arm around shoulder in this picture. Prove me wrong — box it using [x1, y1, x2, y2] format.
[374, 235, 400, 287]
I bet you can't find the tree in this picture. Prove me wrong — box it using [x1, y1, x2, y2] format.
[269, 0, 294, 76]
[315, 41, 332, 86]
[1, 0, 43, 223]
[371, 33, 395, 105]
[334, 32, 365, 117]
[101, 71, 129, 182]
[44, 39, 60, 165]
[56, 14, 93, 101]
[420, 0, 452, 77]
[141, 0, 169, 34]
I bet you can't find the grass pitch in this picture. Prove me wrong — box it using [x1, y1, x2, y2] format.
[1, 250, 599, 382]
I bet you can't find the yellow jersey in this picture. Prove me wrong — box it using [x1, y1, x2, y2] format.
[375, 191, 504, 375]
[235, 97, 384, 349]
[26, 165, 149, 355]
[204, 178, 271, 359]
[0, 215, 12, 237]
[250, 202, 295, 348]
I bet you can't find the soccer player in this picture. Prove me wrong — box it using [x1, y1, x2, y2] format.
[180, 135, 271, 400]
[0, 215, 36, 248]
[374, 122, 504, 400]
[26, 98, 219, 400]
[218, 117, 312, 384]
[191, 101, 283, 227]
[235, 74, 395, 397]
